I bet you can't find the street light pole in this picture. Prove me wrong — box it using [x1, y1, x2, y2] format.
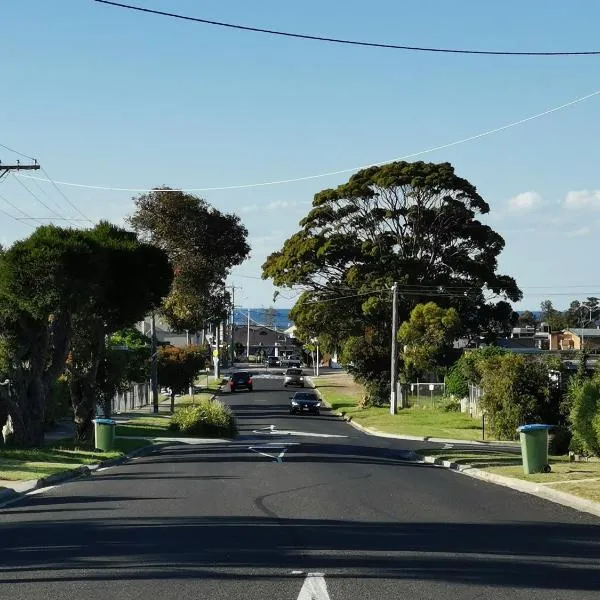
[390, 282, 399, 415]
[246, 308, 251, 360]
[150, 312, 159, 414]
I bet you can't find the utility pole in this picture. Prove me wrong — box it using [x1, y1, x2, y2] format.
[390, 282, 399, 415]
[150, 312, 159, 414]
[246, 308, 251, 361]
[230, 285, 235, 366]
[0, 161, 40, 181]
[214, 321, 221, 380]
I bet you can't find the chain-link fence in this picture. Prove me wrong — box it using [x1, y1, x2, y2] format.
[403, 382, 446, 408]
[111, 382, 150, 414]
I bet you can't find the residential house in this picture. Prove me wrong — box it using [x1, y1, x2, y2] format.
[137, 316, 206, 348]
[550, 328, 600, 351]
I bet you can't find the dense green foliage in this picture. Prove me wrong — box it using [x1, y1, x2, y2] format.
[478, 353, 551, 439]
[399, 302, 460, 377]
[444, 346, 507, 397]
[128, 188, 250, 331]
[263, 161, 521, 402]
[169, 399, 236, 437]
[0, 223, 171, 446]
[568, 376, 600, 455]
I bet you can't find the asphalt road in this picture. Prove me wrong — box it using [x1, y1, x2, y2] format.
[1, 374, 599, 599]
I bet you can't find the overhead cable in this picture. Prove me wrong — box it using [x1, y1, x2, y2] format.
[94, 0, 600, 56]
[16, 87, 600, 192]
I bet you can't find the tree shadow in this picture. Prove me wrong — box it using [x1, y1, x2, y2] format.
[0, 514, 599, 590]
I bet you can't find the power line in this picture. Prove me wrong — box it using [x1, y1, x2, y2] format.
[0, 141, 37, 162]
[94, 0, 600, 57]
[0, 205, 36, 229]
[11, 174, 67, 220]
[0, 189, 44, 225]
[40, 166, 94, 224]
[16, 86, 600, 192]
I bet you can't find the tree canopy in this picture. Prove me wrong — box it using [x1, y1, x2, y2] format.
[263, 161, 521, 396]
[398, 302, 460, 377]
[128, 188, 250, 331]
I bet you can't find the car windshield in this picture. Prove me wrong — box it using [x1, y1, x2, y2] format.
[287, 368, 302, 375]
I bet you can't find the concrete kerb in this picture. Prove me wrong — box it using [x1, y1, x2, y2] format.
[0, 440, 161, 508]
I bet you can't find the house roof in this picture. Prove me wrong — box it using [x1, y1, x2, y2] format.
[566, 328, 600, 338]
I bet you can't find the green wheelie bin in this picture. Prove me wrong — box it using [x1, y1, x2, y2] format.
[93, 418, 116, 451]
[517, 424, 553, 474]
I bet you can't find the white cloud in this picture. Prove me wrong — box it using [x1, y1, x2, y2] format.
[566, 226, 592, 237]
[266, 200, 292, 210]
[507, 191, 542, 212]
[241, 204, 259, 213]
[564, 190, 600, 209]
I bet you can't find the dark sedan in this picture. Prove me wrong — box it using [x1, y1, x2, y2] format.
[289, 391, 321, 415]
[228, 371, 253, 393]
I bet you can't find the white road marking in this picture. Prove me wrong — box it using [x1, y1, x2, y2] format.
[297, 572, 330, 600]
[252, 425, 347, 439]
[442, 443, 454, 449]
[248, 444, 294, 463]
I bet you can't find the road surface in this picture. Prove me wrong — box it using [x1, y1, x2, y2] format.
[0, 374, 598, 599]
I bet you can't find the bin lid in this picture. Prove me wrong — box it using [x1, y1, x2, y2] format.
[517, 423, 554, 433]
[93, 418, 116, 425]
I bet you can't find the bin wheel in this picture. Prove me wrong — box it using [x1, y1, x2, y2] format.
[543, 464, 552, 473]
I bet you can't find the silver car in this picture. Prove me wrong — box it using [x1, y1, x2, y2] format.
[284, 367, 304, 387]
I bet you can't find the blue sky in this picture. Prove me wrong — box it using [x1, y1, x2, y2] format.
[1, 0, 600, 311]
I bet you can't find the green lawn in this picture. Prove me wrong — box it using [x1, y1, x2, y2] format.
[115, 415, 172, 437]
[313, 373, 486, 442]
[0, 437, 151, 482]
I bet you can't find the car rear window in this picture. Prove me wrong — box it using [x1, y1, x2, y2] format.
[233, 372, 249, 378]
[287, 368, 302, 375]
[294, 393, 317, 400]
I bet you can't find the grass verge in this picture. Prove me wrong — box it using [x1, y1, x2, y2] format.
[0, 437, 151, 482]
[313, 373, 486, 442]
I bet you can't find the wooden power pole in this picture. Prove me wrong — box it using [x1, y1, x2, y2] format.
[0, 161, 40, 181]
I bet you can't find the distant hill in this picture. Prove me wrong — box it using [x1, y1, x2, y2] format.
[234, 308, 292, 330]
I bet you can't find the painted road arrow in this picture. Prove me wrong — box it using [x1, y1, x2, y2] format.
[252, 425, 347, 439]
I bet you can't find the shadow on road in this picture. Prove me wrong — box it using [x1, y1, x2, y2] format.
[0, 512, 598, 590]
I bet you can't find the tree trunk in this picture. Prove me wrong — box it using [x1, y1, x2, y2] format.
[69, 318, 106, 444]
[73, 387, 96, 443]
[170, 390, 175, 413]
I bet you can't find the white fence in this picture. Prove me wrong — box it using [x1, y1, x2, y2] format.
[111, 382, 151, 414]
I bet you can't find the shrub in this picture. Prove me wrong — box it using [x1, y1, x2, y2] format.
[170, 399, 236, 437]
[359, 378, 389, 408]
[548, 426, 572, 456]
[440, 397, 461, 412]
[568, 377, 600, 455]
[445, 364, 468, 398]
[478, 353, 548, 440]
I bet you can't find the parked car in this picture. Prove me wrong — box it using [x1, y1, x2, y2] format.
[228, 371, 253, 393]
[284, 367, 304, 387]
[289, 391, 321, 415]
[266, 355, 280, 367]
[281, 355, 302, 368]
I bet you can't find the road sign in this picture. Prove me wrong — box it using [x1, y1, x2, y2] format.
[212, 349, 219, 357]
